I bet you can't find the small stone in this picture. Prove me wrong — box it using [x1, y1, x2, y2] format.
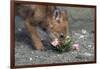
[35, 56, 38, 58]
[79, 35, 84, 39]
[74, 32, 80, 36]
[57, 55, 60, 57]
[18, 28, 22, 32]
[31, 51, 34, 54]
[75, 55, 83, 59]
[88, 45, 92, 48]
[83, 52, 93, 57]
[82, 29, 87, 34]
[29, 57, 32, 61]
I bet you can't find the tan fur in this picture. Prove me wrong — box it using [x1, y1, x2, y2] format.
[16, 4, 68, 50]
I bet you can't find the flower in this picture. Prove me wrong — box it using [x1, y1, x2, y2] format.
[72, 43, 80, 51]
[51, 38, 59, 47]
[66, 36, 70, 38]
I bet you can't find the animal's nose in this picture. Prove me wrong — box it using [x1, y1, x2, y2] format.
[60, 33, 64, 38]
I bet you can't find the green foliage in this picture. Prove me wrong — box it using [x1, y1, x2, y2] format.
[54, 36, 73, 53]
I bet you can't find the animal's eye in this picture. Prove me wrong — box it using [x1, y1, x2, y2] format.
[60, 33, 64, 38]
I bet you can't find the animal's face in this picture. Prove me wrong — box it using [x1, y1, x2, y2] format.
[48, 8, 68, 45]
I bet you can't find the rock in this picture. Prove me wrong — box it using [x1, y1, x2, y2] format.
[82, 29, 87, 34]
[29, 57, 32, 61]
[31, 51, 34, 54]
[83, 52, 93, 57]
[75, 52, 93, 60]
[75, 55, 83, 59]
[35, 56, 39, 58]
[57, 54, 60, 57]
[79, 35, 84, 39]
[88, 45, 92, 48]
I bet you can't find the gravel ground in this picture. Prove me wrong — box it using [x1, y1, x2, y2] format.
[15, 7, 95, 66]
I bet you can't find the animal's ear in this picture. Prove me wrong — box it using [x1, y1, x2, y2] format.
[47, 6, 56, 15]
[61, 10, 68, 21]
[53, 8, 61, 18]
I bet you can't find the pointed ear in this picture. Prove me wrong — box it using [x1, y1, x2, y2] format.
[47, 6, 56, 11]
[47, 6, 56, 15]
[61, 10, 68, 21]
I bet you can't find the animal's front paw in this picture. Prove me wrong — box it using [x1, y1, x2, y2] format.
[35, 44, 47, 51]
[37, 47, 47, 51]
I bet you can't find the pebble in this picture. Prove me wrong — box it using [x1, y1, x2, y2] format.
[57, 55, 60, 57]
[20, 45, 24, 48]
[76, 52, 93, 60]
[79, 35, 84, 39]
[35, 56, 39, 58]
[18, 28, 22, 32]
[88, 45, 92, 48]
[31, 51, 34, 54]
[82, 29, 87, 34]
[83, 52, 93, 57]
[75, 55, 83, 59]
[29, 57, 32, 61]
[74, 32, 80, 36]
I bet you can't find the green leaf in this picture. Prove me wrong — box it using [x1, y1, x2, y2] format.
[54, 37, 73, 53]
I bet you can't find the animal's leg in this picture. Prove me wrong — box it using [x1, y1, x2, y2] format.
[25, 20, 44, 50]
